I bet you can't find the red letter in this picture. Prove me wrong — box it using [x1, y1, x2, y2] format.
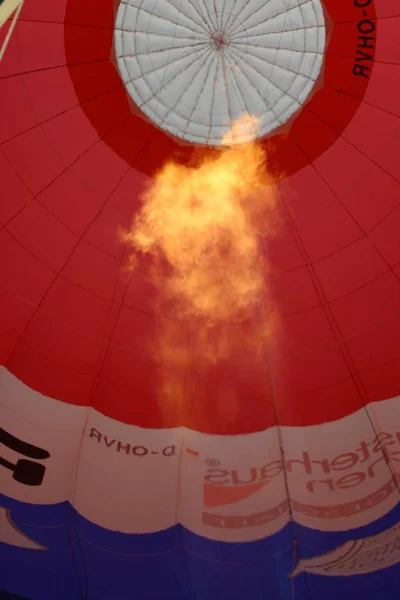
[286, 452, 312, 475]
[367, 454, 387, 478]
[103, 437, 115, 448]
[331, 452, 358, 471]
[90, 428, 102, 442]
[357, 19, 375, 34]
[306, 479, 335, 493]
[353, 64, 370, 78]
[372, 432, 395, 453]
[358, 35, 375, 49]
[356, 440, 370, 462]
[204, 469, 230, 484]
[231, 468, 258, 485]
[132, 446, 148, 456]
[261, 461, 283, 479]
[117, 441, 131, 454]
[335, 471, 366, 489]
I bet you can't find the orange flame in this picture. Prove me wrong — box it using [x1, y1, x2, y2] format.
[123, 116, 279, 418]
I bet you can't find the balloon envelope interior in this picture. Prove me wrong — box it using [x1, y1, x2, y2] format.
[1, 0, 400, 598]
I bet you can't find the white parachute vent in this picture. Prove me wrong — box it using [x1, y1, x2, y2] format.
[115, 0, 326, 145]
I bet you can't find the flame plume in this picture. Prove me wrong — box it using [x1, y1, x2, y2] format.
[124, 116, 279, 418]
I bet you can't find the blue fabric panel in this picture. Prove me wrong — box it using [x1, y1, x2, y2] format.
[1, 494, 400, 599]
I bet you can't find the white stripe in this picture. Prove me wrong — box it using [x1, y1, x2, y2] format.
[1, 366, 399, 542]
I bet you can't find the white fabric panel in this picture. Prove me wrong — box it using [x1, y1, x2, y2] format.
[292, 521, 400, 576]
[0, 367, 87, 504]
[0, 507, 46, 549]
[114, 0, 326, 144]
[73, 411, 180, 534]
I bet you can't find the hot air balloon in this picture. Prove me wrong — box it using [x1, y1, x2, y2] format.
[1, 0, 400, 598]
